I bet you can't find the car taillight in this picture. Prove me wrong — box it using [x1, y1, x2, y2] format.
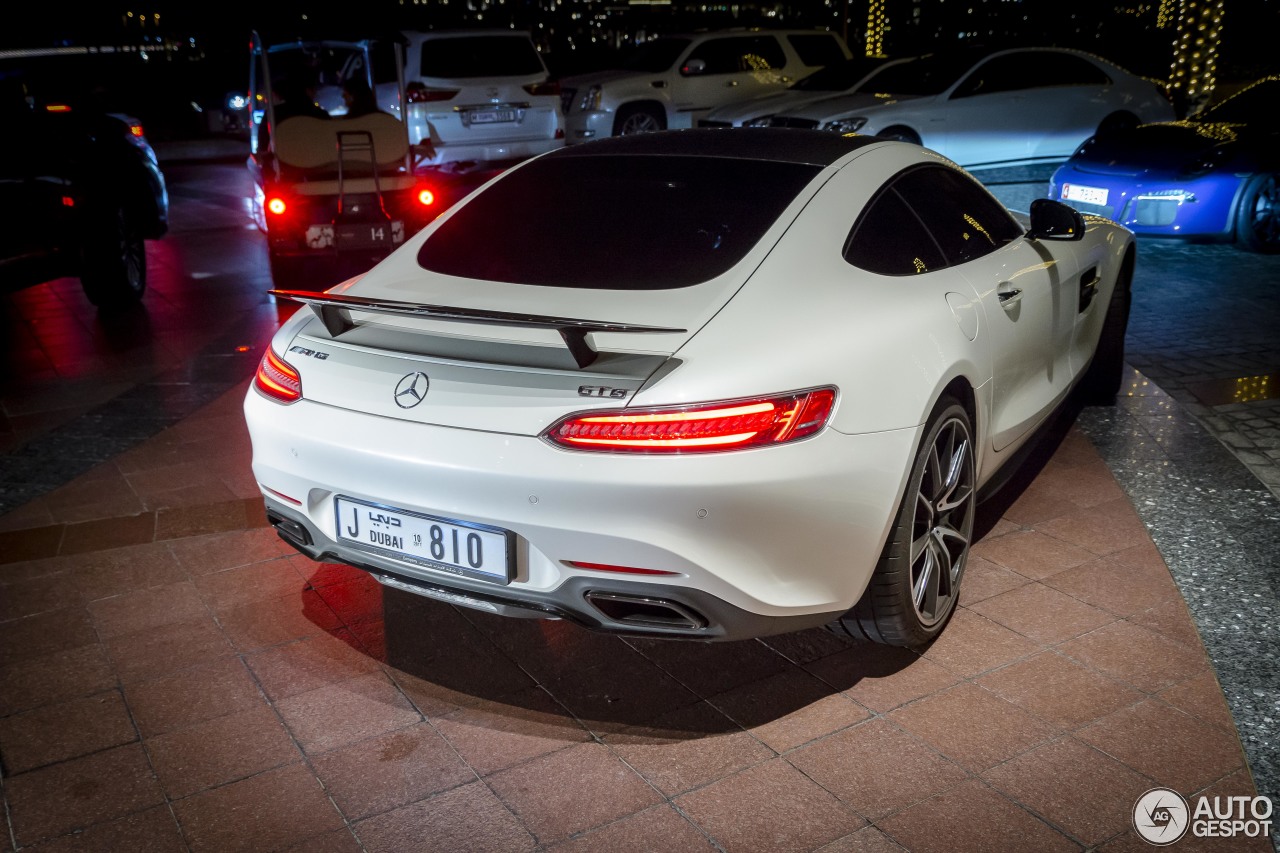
[254, 348, 302, 404]
[543, 387, 836, 454]
[524, 81, 561, 96]
[266, 196, 288, 216]
[129, 124, 144, 137]
[416, 187, 435, 206]
[406, 83, 459, 103]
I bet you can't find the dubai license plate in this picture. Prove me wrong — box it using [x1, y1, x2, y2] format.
[468, 109, 515, 124]
[335, 497, 514, 584]
[1061, 183, 1109, 206]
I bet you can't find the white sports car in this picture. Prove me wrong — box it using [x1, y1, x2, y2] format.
[245, 129, 1134, 645]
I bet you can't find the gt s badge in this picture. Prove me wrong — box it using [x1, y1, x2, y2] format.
[579, 385, 628, 399]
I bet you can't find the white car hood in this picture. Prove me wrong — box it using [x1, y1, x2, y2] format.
[782, 91, 928, 121]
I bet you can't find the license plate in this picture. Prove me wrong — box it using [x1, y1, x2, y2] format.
[335, 497, 514, 584]
[336, 221, 402, 250]
[468, 109, 515, 124]
[1061, 183, 1109, 206]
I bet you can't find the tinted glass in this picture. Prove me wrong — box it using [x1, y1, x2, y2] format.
[419, 155, 821, 289]
[845, 188, 946, 276]
[893, 166, 1022, 265]
[787, 34, 848, 68]
[855, 52, 979, 95]
[687, 37, 786, 74]
[419, 36, 544, 78]
[951, 53, 1035, 97]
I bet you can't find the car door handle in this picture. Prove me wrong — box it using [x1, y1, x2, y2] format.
[998, 283, 1023, 306]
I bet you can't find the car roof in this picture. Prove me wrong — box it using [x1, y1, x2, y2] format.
[549, 128, 882, 167]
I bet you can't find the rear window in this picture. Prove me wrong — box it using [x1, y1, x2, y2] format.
[418, 155, 821, 289]
[419, 36, 544, 78]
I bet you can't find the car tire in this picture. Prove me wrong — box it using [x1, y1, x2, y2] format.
[80, 205, 146, 309]
[1234, 173, 1280, 254]
[1078, 249, 1134, 406]
[613, 105, 665, 136]
[832, 396, 975, 647]
[876, 126, 921, 145]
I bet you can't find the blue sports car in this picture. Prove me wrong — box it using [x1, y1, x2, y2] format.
[1050, 76, 1279, 252]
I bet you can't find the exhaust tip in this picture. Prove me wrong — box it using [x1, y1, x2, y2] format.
[267, 510, 313, 549]
[585, 591, 707, 631]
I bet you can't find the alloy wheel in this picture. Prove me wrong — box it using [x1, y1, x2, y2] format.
[909, 415, 975, 627]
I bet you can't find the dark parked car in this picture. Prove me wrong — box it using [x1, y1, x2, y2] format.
[0, 70, 168, 307]
[1051, 76, 1280, 252]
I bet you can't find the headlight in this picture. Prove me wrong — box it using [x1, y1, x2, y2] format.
[823, 117, 868, 134]
[577, 85, 602, 113]
[743, 115, 773, 128]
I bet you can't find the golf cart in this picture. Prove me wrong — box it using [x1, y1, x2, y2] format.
[247, 32, 440, 283]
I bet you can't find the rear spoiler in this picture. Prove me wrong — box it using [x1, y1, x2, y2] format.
[270, 289, 686, 369]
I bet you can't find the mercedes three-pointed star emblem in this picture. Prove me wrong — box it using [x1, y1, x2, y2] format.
[394, 372, 430, 409]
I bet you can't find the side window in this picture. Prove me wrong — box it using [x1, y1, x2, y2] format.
[787, 34, 846, 68]
[950, 53, 1036, 98]
[844, 186, 947, 276]
[893, 166, 1023, 266]
[687, 37, 785, 75]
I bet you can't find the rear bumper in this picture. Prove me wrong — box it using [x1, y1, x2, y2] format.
[244, 390, 918, 640]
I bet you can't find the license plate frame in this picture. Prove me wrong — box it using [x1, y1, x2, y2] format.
[466, 109, 516, 124]
[335, 221, 402, 250]
[1061, 183, 1109, 206]
[334, 496, 515, 585]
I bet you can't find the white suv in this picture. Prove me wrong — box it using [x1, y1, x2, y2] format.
[560, 29, 851, 142]
[402, 30, 564, 167]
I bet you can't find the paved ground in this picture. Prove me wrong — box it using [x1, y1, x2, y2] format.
[0, 384, 1266, 852]
[0, 154, 1276, 851]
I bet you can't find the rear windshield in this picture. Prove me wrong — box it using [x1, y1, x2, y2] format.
[856, 53, 978, 95]
[418, 155, 821, 289]
[419, 36, 544, 78]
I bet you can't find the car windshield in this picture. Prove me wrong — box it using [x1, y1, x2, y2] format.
[854, 52, 978, 95]
[419, 35, 544, 77]
[418, 154, 820, 289]
[617, 38, 692, 73]
[793, 58, 889, 92]
[1200, 78, 1280, 125]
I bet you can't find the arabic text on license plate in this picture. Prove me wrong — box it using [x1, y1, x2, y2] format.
[469, 110, 515, 124]
[1061, 183, 1108, 206]
[335, 497, 512, 583]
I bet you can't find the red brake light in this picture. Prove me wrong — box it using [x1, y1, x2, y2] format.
[544, 388, 836, 454]
[523, 81, 561, 96]
[566, 561, 679, 576]
[406, 83, 459, 103]
[254, 348, 302, 404]
[416, 188, 435, 206]
[266, 197, 288, 216]
[129, 124, 144, 137]
[44, 104, 71, 113]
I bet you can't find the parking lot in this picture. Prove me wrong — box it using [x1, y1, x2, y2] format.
[1, 154, 1277, 851]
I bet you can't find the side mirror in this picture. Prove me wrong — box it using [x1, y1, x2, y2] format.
[680, 58, 707, 77]
[1027, 198, 1086, 241]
